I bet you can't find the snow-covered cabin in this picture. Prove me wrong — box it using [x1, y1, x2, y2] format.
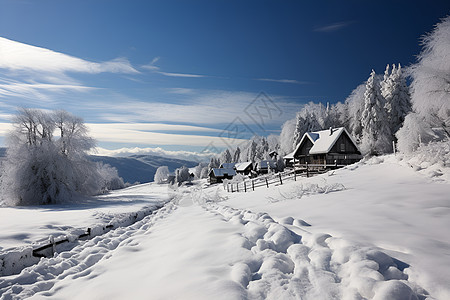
[219, 163, 236, 169]
[208, 168, 236, 184]
[234, 162, 253, 175]
[293, 127, 361, 167]
[256, 160, 277, 174]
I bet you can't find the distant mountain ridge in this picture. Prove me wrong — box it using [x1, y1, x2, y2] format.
[0, 148, 197, 184]
[90, 154, 197, 184]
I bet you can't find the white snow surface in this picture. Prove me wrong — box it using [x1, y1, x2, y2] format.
[0, 155, 449, 299]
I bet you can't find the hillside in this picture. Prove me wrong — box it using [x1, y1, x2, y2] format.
[0, 155, 448, 299]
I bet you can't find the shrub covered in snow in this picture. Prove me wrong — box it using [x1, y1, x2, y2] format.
[154, 166, 170, 184]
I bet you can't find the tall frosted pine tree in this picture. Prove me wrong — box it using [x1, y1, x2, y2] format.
[361, 70, 392, 155]
[381, 64, 412, 140]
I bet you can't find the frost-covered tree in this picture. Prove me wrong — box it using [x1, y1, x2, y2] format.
[219, 149, 232, 165]
[1, 109, 104, 205]
[345, 83, 366, 142]
[208, 156, 220, 170]
[97, 162, 125, 191]
[292, 103, 322, 148]
[154, 166, 170, 184]
[397, 16, 450, 152]
[279, 118, 296, 155]
[174, 166, 191, 185]
[360, 70, 392, 155]
[381, 64, 412, 138]
[232, 147, 241, 163]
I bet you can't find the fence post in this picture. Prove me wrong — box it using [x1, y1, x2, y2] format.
[279, 173, 283, 185]
[244, 181, 247, 192]
[252, 180, 255, 191]
[227, 183, 229, 192]
[294, 166, 297, 181]
[231, 184, 234, 193]
[306, 162, 309, 178]
[49, 236, 56, 255]
[236, 183, 239, 193]
[265, 178, 269, 188]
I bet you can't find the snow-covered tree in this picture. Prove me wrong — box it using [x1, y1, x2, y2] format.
[292, 103, 322, 148]
[345, 83, 366, 141]
[232, 147, 241, 163]
[154, 166, 170, 184]
[381, 64, 412, 138]
[1, 109, 103, 205]
[174, 166, 191, 185]
[360, 70, 392, 155]
[97, 162, 125, 192]
[279, 118, 296, 155]
[219, 149, 232, 165]
[397, 16, 450, 152]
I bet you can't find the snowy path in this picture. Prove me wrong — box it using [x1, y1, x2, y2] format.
[0, 197, 428, 300]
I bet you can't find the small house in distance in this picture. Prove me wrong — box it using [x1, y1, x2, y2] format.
[208, 168, 236, 184]
[293, 127, 361, 167]
[256, 160, 277, 174]
[234, 162, 253, 175]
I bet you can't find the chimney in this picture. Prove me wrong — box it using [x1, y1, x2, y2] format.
[329, 127, 333, 136]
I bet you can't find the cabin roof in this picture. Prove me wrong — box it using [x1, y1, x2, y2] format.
[294, 127, 360, 155]
[219, 162, 236, 169]
[235, 162, 252, 171]
[257, 160, 277, 169]
[283, 151, 295, 159]
[209, 168, 236, 177]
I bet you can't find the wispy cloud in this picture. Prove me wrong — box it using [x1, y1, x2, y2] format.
[87, 123, 245, 148]
[256, 78, 310, 85]
[93, 146, 216, 162]
[0, 37, 139, 74]
[314, 21, 354, 33]
[142, 57, 208, 78]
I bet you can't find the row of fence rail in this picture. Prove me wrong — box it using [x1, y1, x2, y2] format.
[224, 163, 337, 193]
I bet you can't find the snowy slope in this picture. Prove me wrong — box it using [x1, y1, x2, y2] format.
[0, 155, 449, 299]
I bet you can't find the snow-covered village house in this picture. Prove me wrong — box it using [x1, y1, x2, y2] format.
[292, 127, 362, 168]
[208, 168, 236, 184]
[234, 162, 253, 175]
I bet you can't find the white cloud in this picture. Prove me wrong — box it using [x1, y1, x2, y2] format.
[141, 57, 207, 78]
[86, 122, 245, 148]
[157, 71, 206, 78]
[0, 37, 138, 74]
[314, 21, 354, 33]
[256, 78, 309, 85]
[93, 146, 216, 162]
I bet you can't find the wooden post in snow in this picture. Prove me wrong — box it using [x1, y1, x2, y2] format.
[252, 180, 255, 191]
[279, 173, 283, 185]
[265, 178, 269, 188]
[306, 162, 309, 178]
[244, 181, 247, 192]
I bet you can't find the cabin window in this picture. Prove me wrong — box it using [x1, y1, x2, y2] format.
[340, 143, 345, 152]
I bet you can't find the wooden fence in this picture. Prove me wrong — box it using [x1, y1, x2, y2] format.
[225, 163, 333, 193]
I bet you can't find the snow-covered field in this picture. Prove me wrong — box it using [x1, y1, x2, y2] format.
[0, 155, 449, 299]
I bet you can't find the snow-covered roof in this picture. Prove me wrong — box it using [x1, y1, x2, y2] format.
[294, 127, 360, 155]
[235, 162, 252, 171]
[283, 151, 295, 159]
[257, 160, 277, 169]
[210, 168, 236, 177]
[220, 163, 236, 169]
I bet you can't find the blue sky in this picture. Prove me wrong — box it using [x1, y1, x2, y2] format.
[0, 0, 449, 157]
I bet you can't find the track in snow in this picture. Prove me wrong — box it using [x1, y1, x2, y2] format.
[0, 199, 432, 300]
